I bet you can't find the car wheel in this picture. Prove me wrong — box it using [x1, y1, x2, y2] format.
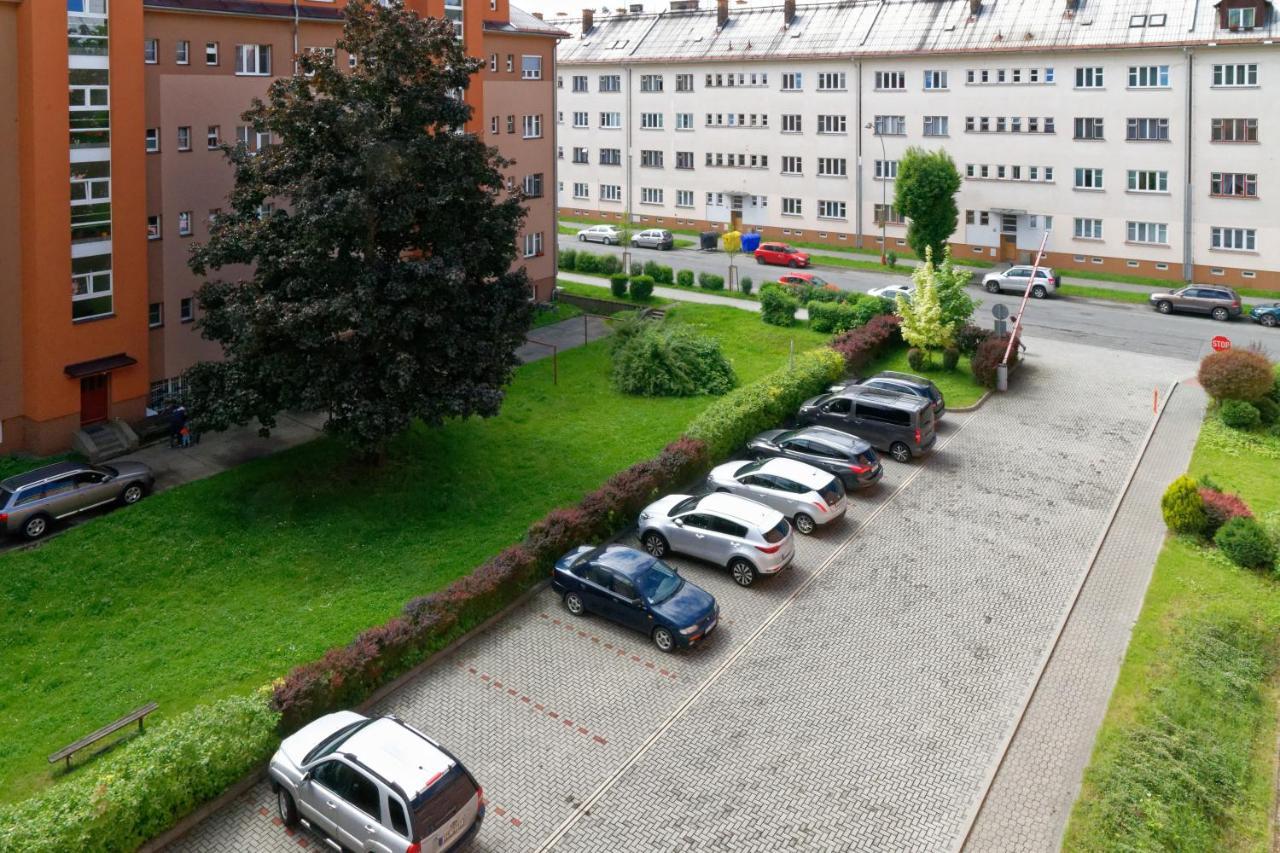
[985, 280, 1000, 293]
[755, 256, 765, 265]
[277, 787, 299, 827]
[578, 235, 586, 242]
[889, 442, 912, 464]
[1031, 285, 1047, 299]
[120, 483, 146, 505]
[1156, 300, 1172, 314]
[564, 591, 585, 617]
[21, 514, 50, 541]
[787, 260, 798, 268]
[652, 626, 676, 653]
[794, 513, 816, 535]
[1212, 307, 1229, 321]
[729, 558, 757, 587]
[642, 531, 669, 558]
[1263, 314, 1278, 328]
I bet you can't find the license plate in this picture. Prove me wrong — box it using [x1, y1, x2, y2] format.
[439, 813, 467, 848]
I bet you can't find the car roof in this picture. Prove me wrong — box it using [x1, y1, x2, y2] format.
[593, 545, 659, 578]
[793, 425, 870, 450]
[835, 386, 929, 411]
[695, 492, 781, 528]
[340, 717, 454, 799]
[0, 460, 88, 491]
[757, 457, 830, 489]
[869, 371, 933, 390]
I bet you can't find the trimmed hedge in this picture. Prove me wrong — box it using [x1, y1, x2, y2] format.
[609, 273, 629, 298]
[829, 314, 903, 371]
[740, 276, 754, 295]
[971, 333, 1020, 389]
[558, 248, 577, 271]
[676, 269, 695, 288]
[629, 275, 655, 301]
[643, 261, 674, 285]
[760, 284, 799, 327]
[1162, 475, 1207, 536]
[809, 295, 892, 334]
[1216, 517, 1277, 570]
[1220, 399, 1261, 430]
[0, 695, 279, 852]
[698, 272, 725, 291]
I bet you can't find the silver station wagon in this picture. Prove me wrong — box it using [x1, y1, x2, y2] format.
[0, 460, 154, 540]
[705, 457, 847, 534]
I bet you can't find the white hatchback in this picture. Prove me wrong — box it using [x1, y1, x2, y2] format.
[576, 224, 622, 245]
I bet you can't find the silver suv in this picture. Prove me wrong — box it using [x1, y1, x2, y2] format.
[982, 265, 1060, 298]
[638, 492, 794, 587]
[0, 460, 154, 540]
[270, 712, 484, 853]
[706, 457, 846, 534]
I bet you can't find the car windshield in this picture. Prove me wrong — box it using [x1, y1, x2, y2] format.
[669, 495, 701, 516]
[99, 466, 117, 477]
[302, 718, 371, 765]
[810, 276, 829, 286]
[635, 560, 683, 603]
[733, 460, 764, 477]
[781, 246, 797, 254]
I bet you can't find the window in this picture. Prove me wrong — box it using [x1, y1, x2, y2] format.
[1226, 7, 1257, 28]
[256, 130, 271, 150]
[1211, 226, 1256, 251]
[572, 111, 588, 128]
[492, 117, 501, 135]
[817, 71, 846, 91]
[177, 211, 192, 236]
[522, 115, 542, 138]
[175, 297, 193, 323]
[235, 44, 271, 76]
[676, 151, 694, 170]
[149, 302, 163, 328]
[923, 115, 949, 136]
[145, 128, 159, 152]
[1127, 170, 1169, 192]
[1211, 118, 1258, 142]
[675, 73, 694, 92]
[781, 197, 802, 216]
[522, 173, 543, 198]
[816, 114, 847, 135]
[640, 187, 663, 205]
[571, 181, 589, 200]
[1073, 167, 1103, 190]
[572, 147, 588, 164]
[1127, 117, 1170, 141]
[640, 74, 663, 92]
[640, 112, 663, 130]
[521, 55, 542, 80]
[144, 38, 158, 64]
[522, 231, 543, 258]
[781, 156, 802, 175]
[489, 53, 498, 72]
[600, 184, 622, 202]
[923, 70, 948, 90]
[235, 125, 251, 148]
[175, 40, 189, 64]
[599, 148, 621, 166]
[505, 54, 513, 72]
[781, 72, 803, 91]
[640, 149, 663, 168]
[599, 74, 621, 92]
[817, 157, 847, 177]
[874, 71, 905, 90]
[1128, 65, 1169, 88]
[1074, 117, 1104, 139]
[71, 254, 112, 321]
[873, 115, 905, 135]
[600, 112, 621, 129]
[176, 126, 191, 151]
[1073, 217, 1103, 239]
[572, 75, 588, 92]
[817, 199, 846, 219]
[205, 42, 219, 65]
[1211, 172, 1258, 197]
[69, 163, 110, 245]
[675, 113, 693, 130]
[147, 215, 161, 240]
[205, 125, 221, 149]
[667, 189, 691, 208]
[873, 204, 903, 225]
[1126, 221, 1168, 244]
[1213, 63, 1258, 87]
[1075, 66, 1104, 88]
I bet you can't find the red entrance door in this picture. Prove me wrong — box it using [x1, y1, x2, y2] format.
[80, 374, 109, 425]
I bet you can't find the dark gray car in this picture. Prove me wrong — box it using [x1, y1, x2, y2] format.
[0, 460, 155, 540]
[745, 426, 883, 491]
[1149, 286, 1242, 321]
[797, 386, 937, 463]
[854, 371, 945, 420]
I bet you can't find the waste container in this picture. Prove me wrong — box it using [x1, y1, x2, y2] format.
[740, 232, 761, 254]
[699, 231, 719, 251]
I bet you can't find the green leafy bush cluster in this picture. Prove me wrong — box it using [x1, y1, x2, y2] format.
[1215, 517, 1277, 570]
[906, 348, 927, 371]
[1253, 396, 1279, 425]
[760, 284, 799, 327]
[685, 348, 846, 458]
[1198, 349, 1274, 403]
[609, 273, 628, 298]
[642, 261, 674, 285]
[941, 348, 960, 371]
[566, 249, 621, 277]
[807, 295, 891, 334]
[676, 269, 695, 288]
[740, 276, 754, 295]
[0, 695, 279, 853]
[558, 247, 577, 270]
[629, 275, 655, 301]
[1162, 475, 1208, 535]
[1220, 399, 1262, 430]
[611, 323, 737, 397]
[698, 272, 725, 291]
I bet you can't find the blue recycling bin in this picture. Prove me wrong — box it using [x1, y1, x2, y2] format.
[740, 232, 762, 254]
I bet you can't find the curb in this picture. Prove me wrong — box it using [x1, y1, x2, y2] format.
[951, 380, 1180, 852]
[948, 390, 993, 413]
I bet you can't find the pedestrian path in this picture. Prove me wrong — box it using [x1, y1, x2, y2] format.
[519, 314, 612, 363]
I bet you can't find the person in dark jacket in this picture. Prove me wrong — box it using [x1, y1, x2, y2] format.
[169, 405, 188, 447]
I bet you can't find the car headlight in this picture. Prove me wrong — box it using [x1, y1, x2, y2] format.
[639, 511, 651, 521]
[680, 624, 700, 635]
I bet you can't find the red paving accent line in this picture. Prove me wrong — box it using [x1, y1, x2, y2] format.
[449, 661, 609, 747]
[537, 612, 678, 681]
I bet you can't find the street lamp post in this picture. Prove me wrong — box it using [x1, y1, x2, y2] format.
[865, 121, 887, 265]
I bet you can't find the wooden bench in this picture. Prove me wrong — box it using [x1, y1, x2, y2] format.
[48, 702, 158, 770]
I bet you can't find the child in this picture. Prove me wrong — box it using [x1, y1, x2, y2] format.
[180, 424, 192, 448]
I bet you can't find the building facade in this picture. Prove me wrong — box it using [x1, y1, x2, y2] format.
[0, 0, 562, 456]
[556, 0, 1279, 288]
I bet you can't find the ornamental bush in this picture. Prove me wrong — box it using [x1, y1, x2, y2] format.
[652, 264, 674, 285]
[740, 276, 754, 295]
[610, 323, 737, 397]
[760, 284, 799, 327]
[954, 323, 992, 357]
[971, 334, 1019, 389]
[599, 254, 621, 275]
[906, 348, 928, 371]
[808, 301, 858, 334]
[628, 275, 655, 301]
[942, 348, 961, 371]
[1220, 399, 1262, 430]
[558, 248, 577, 271]
[676, 269, 695, 288]
[1215, 517, 1277, 570]
[1161, 475, 1207, 536]
[609, 273, 629, 298]
[829, 314, 902, 371]
[1200, 487, 1253, 537]
[643, 260, 661, 280]
[1252, 395, 1279, 426]
[574, 251, 601, 275]
[698, 272, 725, 291]
[1198, 349, 1274, 402]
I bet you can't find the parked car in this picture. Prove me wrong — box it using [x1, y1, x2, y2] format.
[576, 224, 622, 245]
[745, 426, 883, 491]
[706, 457, 846, 535]
[269, 711, 484, 853]
[777, 271, 831, 288]
[1249, 302, 1280, 328]
[638, 492, 794, 587]
[797, 385, 937, 463]
[981, 265, 1061, 298]
[853, 371, 945, 420]
[0, 460, 155, 540]
[868, 283, 913, 302]
[754, 242, 810, 268]
[1148, 286, 1242, 321]
[630, 228, 674, 250]
[553, 544, 718, 651]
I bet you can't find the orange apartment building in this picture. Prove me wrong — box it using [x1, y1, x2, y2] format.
[0, 0, 564, 456]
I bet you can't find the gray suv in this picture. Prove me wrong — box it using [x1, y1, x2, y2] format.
[0, 460, 154, 540]
[1149, 286, 1242, 321]
[797, 386, 937, 463]
[270, 711, 484, 853]
[638, 492, 794, 587]
[982, 265, 1060, 298]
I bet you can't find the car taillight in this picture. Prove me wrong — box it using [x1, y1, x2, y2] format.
[0, 513, 6, 523]
[848, 464, 869, 474]
[477, 786, 487, 807]
[406, 845, 421, 853]
[915, 428, 922, 445]
[813, 502, 827, 513]
[755, 543, 782, 554]
[1233, 301, 1241, 307]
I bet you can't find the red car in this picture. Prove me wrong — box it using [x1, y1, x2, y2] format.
[777, 271, 830, 288]
[754, 242, 810, 268]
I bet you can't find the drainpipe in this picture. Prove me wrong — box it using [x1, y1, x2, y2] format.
[292, 0, 300, 74]
[855, 60, 863, 249]
[550, 46, 559, 297]
[1182, 46, 1194, 283]
[625, 65, 633, 226]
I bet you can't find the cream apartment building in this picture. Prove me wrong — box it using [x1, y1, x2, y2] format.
[556, 0, 1279, 289]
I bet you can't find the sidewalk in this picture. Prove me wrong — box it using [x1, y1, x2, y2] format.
[519, 314, 612, 362]
[557, 271, 812, 320]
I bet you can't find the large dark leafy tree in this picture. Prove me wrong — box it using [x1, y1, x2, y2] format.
[893, 146, 962, 265]
[186, 0, 532, 455]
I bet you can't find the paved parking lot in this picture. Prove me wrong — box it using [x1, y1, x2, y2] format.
[170, 337, 1191, 853]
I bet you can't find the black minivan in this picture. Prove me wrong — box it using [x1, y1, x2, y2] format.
[797, 386, 936, 463]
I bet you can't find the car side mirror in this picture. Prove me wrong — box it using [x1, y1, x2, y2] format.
[673, 518, 684, 527]
[300, 770, 312, 783]
[632, 597, 646, 608]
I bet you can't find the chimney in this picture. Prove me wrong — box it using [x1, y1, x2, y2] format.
[969, 0, 980, 14]
[629, 2, 643, 11]
[669, 0, 698, 8]
[532, 11, 543, 18]
[582, 8, 594, 33]
[717, 0, 728, 27]
[1064, 0, 1079, 9]
[783, 0, 795, 24]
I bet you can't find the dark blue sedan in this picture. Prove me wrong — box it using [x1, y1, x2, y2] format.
[1250, 302, 1280, 329]
[552, 545, 719, 652]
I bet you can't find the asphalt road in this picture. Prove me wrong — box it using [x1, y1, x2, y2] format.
[560, 235, 1278, 363]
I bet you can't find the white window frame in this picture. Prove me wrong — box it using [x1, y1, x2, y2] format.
[675, 189, 694, 208]
[145, 127, 159, 153]
[235, 44, 272, 76]
[1126, 221, 1168, 244]
[1073, 217, 1104, 240]
[1127, 65, 1169, 88]
[817, 114, 847, 134]
[205, 42, 219, 65]
[1075, 66, 1104, 88]
[522, 114, 543, 139]
[144, 38, 158, 64]
[1127, 170, 1169, 192]
[177, 211, 193, 237]
[923, 69, 948, 90]
[1073, 167, 1103, 190]
[1210, 226, 1256, 251]
[520, 55, 542, 80]
[923, 115, 949, 136]
[522, 231, 544, 258]
[817, 199, 847, 220]
[175, 40, 190, 65]
[816, 71, 846, 91]
[1213, 63, 1258, 87]
[600, 184, 622, 203]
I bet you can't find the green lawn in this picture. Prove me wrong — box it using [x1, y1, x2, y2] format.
[1065, 415, 1280, 852]
[858, 348, 987, 408]
[0, 304, 826, 803]
[530, 301, 584, 328]
[555, 278, 673, 307]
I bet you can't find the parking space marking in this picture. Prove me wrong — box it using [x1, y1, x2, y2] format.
[536, 613, 680, 680]
[453, 659, 612, 747]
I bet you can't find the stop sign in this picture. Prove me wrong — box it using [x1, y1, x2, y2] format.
[1211, 335, 1232, 352]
